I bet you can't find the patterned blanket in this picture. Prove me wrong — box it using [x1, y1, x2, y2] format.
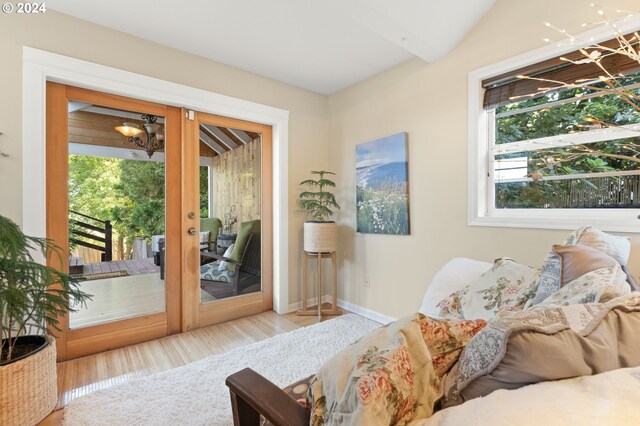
[442, 293, 640, 406]
[307, 294, 640, 425]
[308, 314, 487, 425]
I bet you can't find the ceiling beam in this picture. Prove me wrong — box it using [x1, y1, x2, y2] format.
[325, 0, 496, 63]
[68, 101, 91, 113]
[84, 105, 166, 123]
[70, 142, 213, 166]
[199, 130, 226, 154]
[219, 127, 245, 146]
[245, 131, 260, 140]
[227, 128, 254, 144]
[202, 124, 238, 150]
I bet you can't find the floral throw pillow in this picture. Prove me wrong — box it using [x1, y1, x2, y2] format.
[436, 289, 465, 319]
[437, 258, 540, 321]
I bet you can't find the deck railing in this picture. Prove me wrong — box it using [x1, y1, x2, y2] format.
[69, 210, 113, 261]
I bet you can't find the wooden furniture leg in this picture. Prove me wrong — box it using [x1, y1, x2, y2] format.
[301, 250, 307, 312]
[332, 252, 337, 311]
[317, 252, 322, 319]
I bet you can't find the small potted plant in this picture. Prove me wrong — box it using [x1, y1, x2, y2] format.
[297, 171, 341, 253]
[0, 215, 91, 425]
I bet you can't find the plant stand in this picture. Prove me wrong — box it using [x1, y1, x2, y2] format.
[297, 250, 341, 318]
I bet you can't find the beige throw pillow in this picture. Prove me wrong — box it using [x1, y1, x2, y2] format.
[553, 244, 618, 286]
[563, 226, 631, 265]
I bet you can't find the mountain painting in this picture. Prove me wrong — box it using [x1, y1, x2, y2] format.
[356, 132, 410, 235]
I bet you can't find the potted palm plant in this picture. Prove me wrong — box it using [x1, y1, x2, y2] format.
[0, 215, 91, 425]
[298, 171, 341, 253]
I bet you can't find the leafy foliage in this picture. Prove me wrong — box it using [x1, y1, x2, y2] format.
[69, 155, 210, 259]
[356, 179, 408, 234]
[0, 215, 91, 363]
[494, 72, 640, 208]
[298, 171, 340, 221]
[114, 160, 166, 240]
[200, 166, 209, 218]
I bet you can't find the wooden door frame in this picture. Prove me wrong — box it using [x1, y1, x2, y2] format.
[24, 48, 290, 315]
[183, 111, 273, 330]
[46, 83, 182, 360]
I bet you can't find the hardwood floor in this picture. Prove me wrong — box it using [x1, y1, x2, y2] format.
[40, 305, 344, 425]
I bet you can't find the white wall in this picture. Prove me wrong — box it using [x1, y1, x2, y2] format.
[327, 0, 640, 319]
[0, 10, 329, 306]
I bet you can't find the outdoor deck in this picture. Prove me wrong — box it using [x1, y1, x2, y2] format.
[78, 258, 160, 277]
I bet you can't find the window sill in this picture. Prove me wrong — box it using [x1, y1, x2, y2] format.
[469, 210, 640, 234]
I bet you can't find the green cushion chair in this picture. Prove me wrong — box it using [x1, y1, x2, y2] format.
[200, 217, 222, 251]
[199, 220, 261, 297]
[229, 220, 260, 272]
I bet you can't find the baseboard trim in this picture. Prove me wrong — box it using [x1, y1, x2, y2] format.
[288, 295, 332, 313]
[288, 296, 395, 325]
[336, 299, 395, 325]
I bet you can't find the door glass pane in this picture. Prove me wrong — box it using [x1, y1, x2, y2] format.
[198, 122, 262, 303]
[67, 103, 166, 329]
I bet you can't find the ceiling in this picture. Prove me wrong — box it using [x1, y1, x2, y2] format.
[48, 0, 495, 95]
[68, 102, 258, 158]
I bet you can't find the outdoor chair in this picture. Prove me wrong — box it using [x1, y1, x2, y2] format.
[157, 217, 222, 278]
[200, 220, 261, 298]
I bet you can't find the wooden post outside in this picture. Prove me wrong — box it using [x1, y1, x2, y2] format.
[104, 220, 113, 261]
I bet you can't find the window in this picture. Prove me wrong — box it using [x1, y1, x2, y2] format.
[492, 76, 640, 210]
[469, 21, 640, 232]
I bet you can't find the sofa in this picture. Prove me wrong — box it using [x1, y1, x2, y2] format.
[225, 226, 640, 426]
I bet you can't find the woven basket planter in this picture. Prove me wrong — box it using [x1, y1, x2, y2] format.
[0, 336, 57, 426]
[304, 221, 337, 253]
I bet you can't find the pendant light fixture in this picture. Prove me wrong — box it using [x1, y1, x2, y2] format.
[115, 114, 164, 158]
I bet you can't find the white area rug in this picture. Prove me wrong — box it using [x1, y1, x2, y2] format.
[62, 314, 380, 426]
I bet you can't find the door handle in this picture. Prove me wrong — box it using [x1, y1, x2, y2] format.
[188, 227, 197, 236]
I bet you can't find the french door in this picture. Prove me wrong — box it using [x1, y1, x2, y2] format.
[181, 111, 272, 330]
[46, 84, 272, 360]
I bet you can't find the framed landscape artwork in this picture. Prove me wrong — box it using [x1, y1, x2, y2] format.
[356, 132, 410, 235]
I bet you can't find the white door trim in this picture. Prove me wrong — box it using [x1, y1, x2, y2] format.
[22, 47, 290, 313]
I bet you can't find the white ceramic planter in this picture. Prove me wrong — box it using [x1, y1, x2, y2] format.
[303, 221, 337, 253]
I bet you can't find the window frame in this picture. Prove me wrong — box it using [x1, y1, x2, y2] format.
[468, 16, 640, 233]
